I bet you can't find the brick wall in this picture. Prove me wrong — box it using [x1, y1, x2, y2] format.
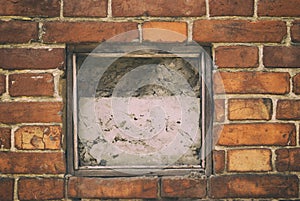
[0, 0, 299, 200]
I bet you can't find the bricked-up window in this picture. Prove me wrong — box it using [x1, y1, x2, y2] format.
[67, 43, 213, 176]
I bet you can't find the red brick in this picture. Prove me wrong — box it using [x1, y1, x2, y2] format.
[210, 174, 299, 198]
[213, 150, 225, 173]
[0, 21, 38, 43]
[227, 149, 272, 172]
[228, 98, 272, 120]
[43, 22, 138, 43]
[264, 46, 300, 68]
[258, 0, 300, 17]
[68, 177, 158, 199]
[9, 73, 54, 97]
[18, 178, 64, 200]
[193, 20, 286, 43]
[276, 148, 300, 171]
[143, 22, 187, 42]
[0, 178, 14, 201]
[277, 100, 300, 120]
[0, 74, 5, 95]
[15, 126, 61, 150]
[291, 20, 300, 43]
[0, 48, 65, 70]
[112, 0, 206, 17]
[0, 102, 62, 124]
[0, 127, 11, 149]
[214, 72, 290, 94]
[216, 123, 296, 146]
[293, 73, 300, 94]
[214, 99, 225, 122]
[64, 0, 107, 17]
[0, 0, 60, 17]
[0, 152, 65, 174]
[161, 177, 206, 198]
[210, 0, 254, 16]
[215, 46, 259, 68]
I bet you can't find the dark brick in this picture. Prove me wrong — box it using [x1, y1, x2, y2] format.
[210, 0, 254, 16]
[293, 73, 300, 94]
[213, 150, 225, 173]
[0, 74, 5, 95]
[258, 0, 300, 17]
[264, 46, 300, 68]
[0, 178, 14, 201]
[276, 148, 300, 171]
[277, 100, 300, 120]
[291, 20, 300, 43]
[64, 0, 107, 17]
[0, 127, 11, 149]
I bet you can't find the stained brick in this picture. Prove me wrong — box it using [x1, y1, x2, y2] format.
[0, 102, 62, 124]
[193, 20, 286, 43]
[68, 177, 158, 199]
[276, 148, 300, 171]
[0, 0, 60, 17]
[0, 152, 65, 174]
[213, 150, 225, 173]
[210, 174, 299, 198]
[214, 72, 290, 94]
[258, 0, 300, 17]
[43, 22, 138, 43]
[18, 178, 64, 200]
[215, 46, 259, 68]
[0, 178, 14, 201]
[0, 48, 65, 70]
[228, 98, 272, 120]
[112, 0, 206, 17]
[0, 127, 11, 149]
[277, 100, 300, 120]
[143, 22, 187, 42]
[15, 126, 61, 150]
[0, 74, 5, 95]
[214, 99, 225, 122]
[227, 149, 272, 172]
[64, 0, 107, 17]
[161, 177, 206, 198]
[9, 73, 54, 97]
[216, 123, 296, 146]
[264, 46, 300, 68]
[293, 73, 300, 94]
[291, 20, 300, 43]
[210, 0, 254, 16]
[0, 21, 38, 43]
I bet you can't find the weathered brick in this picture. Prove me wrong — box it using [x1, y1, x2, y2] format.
[161, 177, 206, 198]
[214, 72, 290, 94]
[0, 178, 14, 201]
[0, 127, 11, 149]
[293, 73, 300, 94]
[18, 178, 64, 200]
[143, 22, 187, 42]
[0, 152, 65, 174]
[112, 0, 206, 17]
[0, 102, 62, 124]
[193, 20, 286, 43]
[216, 123, 296, 146]
[0, 0, 60, 17]
[15, 126, 61, 150]
[64, 0, 107, 17]
[291, 20, 300, 43]
[264, 46, 300, 68]
[43, 22, 138, 43]
[0, 74, 5, 95]
[258, 0, 300, 17]
[228, 98, 272, 120]
[0, 48, 65, 70]
[213, 150, 225, 173]
[227, 149, 272, 172]
[9, 73, 54, 97]
[276, 148, 300, 171]
[277, 100, 300, 120]
[210, 174, 299, 198]
[210, 0, 254, 16]
[0, 21, 38, 43]
[68, 177, 158, 198]
[215, 46, 259, 68]
[214, 99, 225, 122]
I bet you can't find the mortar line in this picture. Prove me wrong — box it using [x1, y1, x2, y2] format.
[138, 23, 143, 43]
[205, 0, 210, 18]
[187, 20, 193, 42]
[253, 0, 258, 19]
[60, 0, 64, 19]
[13, 177, 19, 201]
[107, 0, 112, 18]
[285, 20, 292, 46]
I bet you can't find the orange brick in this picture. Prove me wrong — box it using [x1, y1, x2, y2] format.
[227, 149, 272, 172]
[258, 0, 300, 17]
[277, 100, 300, 120]
[228, 98, 272, 120]
[143, 22, 187, 42]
